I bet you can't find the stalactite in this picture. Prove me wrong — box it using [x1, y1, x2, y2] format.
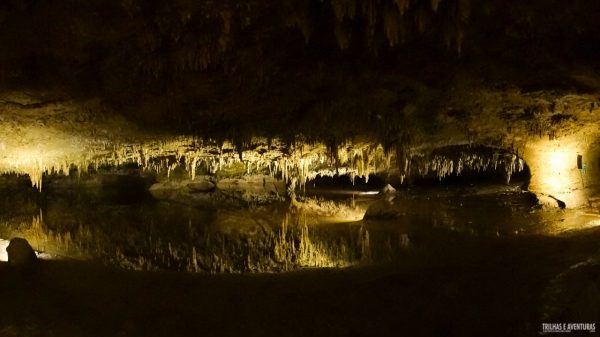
[416, 6, 430, 33]
[458, 0, 470, 21]
[332, 0, 356, 21]
[334, 23, 351, 50]
[296, 16, 312, 44]
[407, 149, 526, 183]
[284, 3, 311, 44]
[1, 127, 524, 196]
[221, 10, 232, 35]
[383, 9, 400, 46]
[456, 26, 464, 56]
[442, 20, 456, 51]
[394, 0, 410, 15]
[364, 0, 378, 26]
[332, 0, 344, 21]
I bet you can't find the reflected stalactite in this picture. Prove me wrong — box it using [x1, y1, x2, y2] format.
[0, 196, 406, 272]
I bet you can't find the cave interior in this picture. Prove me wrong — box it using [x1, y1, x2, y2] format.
[1, 1, 600, 336]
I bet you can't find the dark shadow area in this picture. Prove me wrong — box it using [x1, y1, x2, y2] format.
[1, 225, 600, 337]
[306, 174, 387, 191]
[1, 0, 600, 141]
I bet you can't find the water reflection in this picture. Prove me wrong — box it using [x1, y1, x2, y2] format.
[1, 184, 599, 272]
[0, 208, 379, 272]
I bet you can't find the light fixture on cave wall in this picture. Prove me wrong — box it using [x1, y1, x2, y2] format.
[526, 138, 589, 208]
[525, 128, 600, 212]
[546, 149, 571, 191]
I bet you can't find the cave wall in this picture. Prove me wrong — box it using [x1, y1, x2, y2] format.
[1, 1, 600, 206]
[2, 88, 600, 211]
[443, 88, 600, 208]
[524, 134, 600, 208]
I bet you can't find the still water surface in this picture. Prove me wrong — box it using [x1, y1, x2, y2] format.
[0, 181, 598, 273]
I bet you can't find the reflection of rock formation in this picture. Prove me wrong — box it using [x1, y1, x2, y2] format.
[24, 211, 78, 259]
[0, 196, 414, 272]
[10, 178, 599, 273]
[0, 188, 375, 272]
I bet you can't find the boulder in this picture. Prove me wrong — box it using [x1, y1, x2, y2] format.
[149, 175, 285, 204]
[379, 184, 397, 202]
[6, 238, 37, 266]
[149, 177, 215, 200]
[538, 194, 566, 209]
[187, 180, 215, 192]
[217, 175, 286, 203]
[380, 184, 396, 194]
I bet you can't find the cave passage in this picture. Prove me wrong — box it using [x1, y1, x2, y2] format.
[0, 152, 582, 273]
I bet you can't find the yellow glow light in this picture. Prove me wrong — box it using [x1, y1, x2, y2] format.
[0, 239, 9, 262]
[525, 137, 588, 208]
[549, 151, 568, 170]
[538, 149, 572, 193]
[545, 150, 577, 192]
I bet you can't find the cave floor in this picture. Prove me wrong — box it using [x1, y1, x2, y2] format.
[1, 225, 599, 337]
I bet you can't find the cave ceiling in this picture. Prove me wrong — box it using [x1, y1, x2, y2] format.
[0, 0, 599, 139]
[2, 0, 600, 199]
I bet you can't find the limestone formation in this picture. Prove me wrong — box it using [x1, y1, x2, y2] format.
[380, 184, 397, 194]
[186, 180, 216, 193]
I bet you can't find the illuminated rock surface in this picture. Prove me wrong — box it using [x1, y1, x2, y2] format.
[3, 89, 599, 209]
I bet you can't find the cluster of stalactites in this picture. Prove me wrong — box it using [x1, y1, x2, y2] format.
[8, 137, 523, 194]
[330, 0, 470, 53]
[407, 151, 525, 183]
[270, 143, 390, 192]
[5, 160, 72, 192]
[6, 138, 389, 192]
[121, 139, 390, 193]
